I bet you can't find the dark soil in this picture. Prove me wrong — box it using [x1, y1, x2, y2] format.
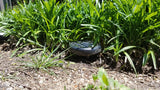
[0, 42, 160, 90]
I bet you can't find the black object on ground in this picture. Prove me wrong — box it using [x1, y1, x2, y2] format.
[69, 41, 102, 56]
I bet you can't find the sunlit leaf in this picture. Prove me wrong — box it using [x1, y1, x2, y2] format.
[114, 46, 136, 56]
[150, 50, 157, 69]
[142, 53, 149, 66]
[145, 11, 157, 20]
[124, 52, 137, 74]
[98, 68, 109, 86]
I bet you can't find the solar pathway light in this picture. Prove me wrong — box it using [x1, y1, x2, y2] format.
[69, 41, 102, 56]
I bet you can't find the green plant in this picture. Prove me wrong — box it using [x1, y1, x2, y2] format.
[83, 68, 130, 90]
[23, 44, 67, 70]
[0, 71, 16, 81]
[0, 0, 71, 48]
[0, 73, 7, 81]
[82, 84, 98, 90]
[102, 0, 160, 73]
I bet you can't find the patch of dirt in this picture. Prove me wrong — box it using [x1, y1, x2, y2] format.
[0, 43, 160, 90]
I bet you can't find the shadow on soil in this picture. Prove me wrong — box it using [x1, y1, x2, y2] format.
[65, 52, 160, 74]
[65, 53, 118, 69]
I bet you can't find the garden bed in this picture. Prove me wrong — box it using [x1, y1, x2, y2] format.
[1, 0, 160, 89]
[0, 42, 160, 90]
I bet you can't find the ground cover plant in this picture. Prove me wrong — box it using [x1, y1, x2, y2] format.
[0, 0, 160, 84]
[83, 68, 130, 90]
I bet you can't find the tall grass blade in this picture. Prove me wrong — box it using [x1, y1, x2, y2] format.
[150, 50, 157, 69]
[150, 39, 160, 48]
[143, 50, 157, 69]
[86, 0, 100, 17]
[11, 44, 26, 57]
[16, 31, 31, 46]
[145, 11, 157, 20]
[18, 48, 43, 57]
[114, 46, 136, 56]
[142, 52, 149, 66]
[124, 52, 137, 74]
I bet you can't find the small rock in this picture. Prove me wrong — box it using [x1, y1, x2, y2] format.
[39, 77, 44, 84]
[19, 85, 24, 88]
[6, 87, 13, 90]
[4, 82, 10, 87]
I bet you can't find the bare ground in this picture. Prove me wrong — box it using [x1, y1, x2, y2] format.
[0, 42, 160, 90]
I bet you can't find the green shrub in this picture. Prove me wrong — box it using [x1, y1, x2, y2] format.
[105, 0, 160, 72]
